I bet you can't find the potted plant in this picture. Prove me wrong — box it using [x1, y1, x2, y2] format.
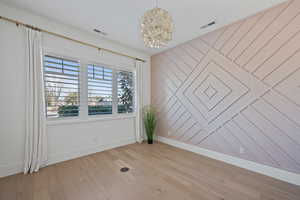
[143, 105, 157, 144]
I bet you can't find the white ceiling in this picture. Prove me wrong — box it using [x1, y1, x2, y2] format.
[0, 0, 287, 55]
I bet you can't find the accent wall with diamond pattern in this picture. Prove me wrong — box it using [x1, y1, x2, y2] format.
[151, 0, 300, 173]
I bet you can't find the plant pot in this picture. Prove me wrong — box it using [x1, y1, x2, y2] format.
[147, 139, 153, 144]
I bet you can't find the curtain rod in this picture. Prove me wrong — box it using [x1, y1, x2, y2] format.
[0, 15, 146, 63]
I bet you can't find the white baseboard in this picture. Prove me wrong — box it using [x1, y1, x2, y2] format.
[157, 136, 300, 186]
[47, 138, 136, 165]
[0, 162, 23, 178]
[0, 138, 136, 178]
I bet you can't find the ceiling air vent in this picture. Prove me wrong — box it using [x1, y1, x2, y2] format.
[93, 28, 107, 36]
[200, 21, 216, 29]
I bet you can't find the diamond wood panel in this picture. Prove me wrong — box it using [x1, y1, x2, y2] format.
[151, 0, 300, 173]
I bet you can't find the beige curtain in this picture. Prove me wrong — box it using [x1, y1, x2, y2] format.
[24, 28, 48, 173]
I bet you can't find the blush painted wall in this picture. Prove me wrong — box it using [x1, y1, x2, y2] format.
[151, 0, 300, 174]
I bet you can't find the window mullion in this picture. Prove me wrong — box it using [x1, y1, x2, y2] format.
[79, 62, 88, 119]
[112, 69, 118, 114]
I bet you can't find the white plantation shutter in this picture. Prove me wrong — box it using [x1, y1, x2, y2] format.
[44, 55, 80, 118]
[117, 70, 134, 113]
[87, 64, 113, 115]
[43, 55, 136, 118]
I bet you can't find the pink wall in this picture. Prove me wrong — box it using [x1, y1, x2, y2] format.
[151, 0, 300, 174]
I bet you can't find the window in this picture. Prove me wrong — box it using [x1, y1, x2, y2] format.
[43, 55, 135, 119]
[117, 71, 134, 113]
[88, 64, 113, 115]
[44, 55, 80, 118]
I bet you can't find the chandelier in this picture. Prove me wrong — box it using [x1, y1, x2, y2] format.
[141, 5, 173, 48]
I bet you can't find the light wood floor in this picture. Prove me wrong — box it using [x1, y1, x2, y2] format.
[1, 142, 299, 200]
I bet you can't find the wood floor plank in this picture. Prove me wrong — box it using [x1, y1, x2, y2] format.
[0, 142, 299, 200]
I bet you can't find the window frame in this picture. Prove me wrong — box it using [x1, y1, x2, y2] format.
[116, 70, 135, 114]
[43, 53, 81, 120]
[87, 63, 114, 116]
[43, 52, 136, 124]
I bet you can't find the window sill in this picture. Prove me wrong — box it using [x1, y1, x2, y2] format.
[46, 113, 136, 126]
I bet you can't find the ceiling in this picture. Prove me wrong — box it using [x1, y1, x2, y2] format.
[0, 0, 287, 55]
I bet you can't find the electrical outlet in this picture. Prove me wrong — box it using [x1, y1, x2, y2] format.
[168, 131, 171, 135]
[239, 146, 245, 154]
[93, 137, 98, 144]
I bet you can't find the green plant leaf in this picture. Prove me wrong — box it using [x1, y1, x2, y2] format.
[143, 105, 157, 142]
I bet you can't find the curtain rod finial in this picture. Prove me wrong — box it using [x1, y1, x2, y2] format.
[135, 58, 146, 63]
